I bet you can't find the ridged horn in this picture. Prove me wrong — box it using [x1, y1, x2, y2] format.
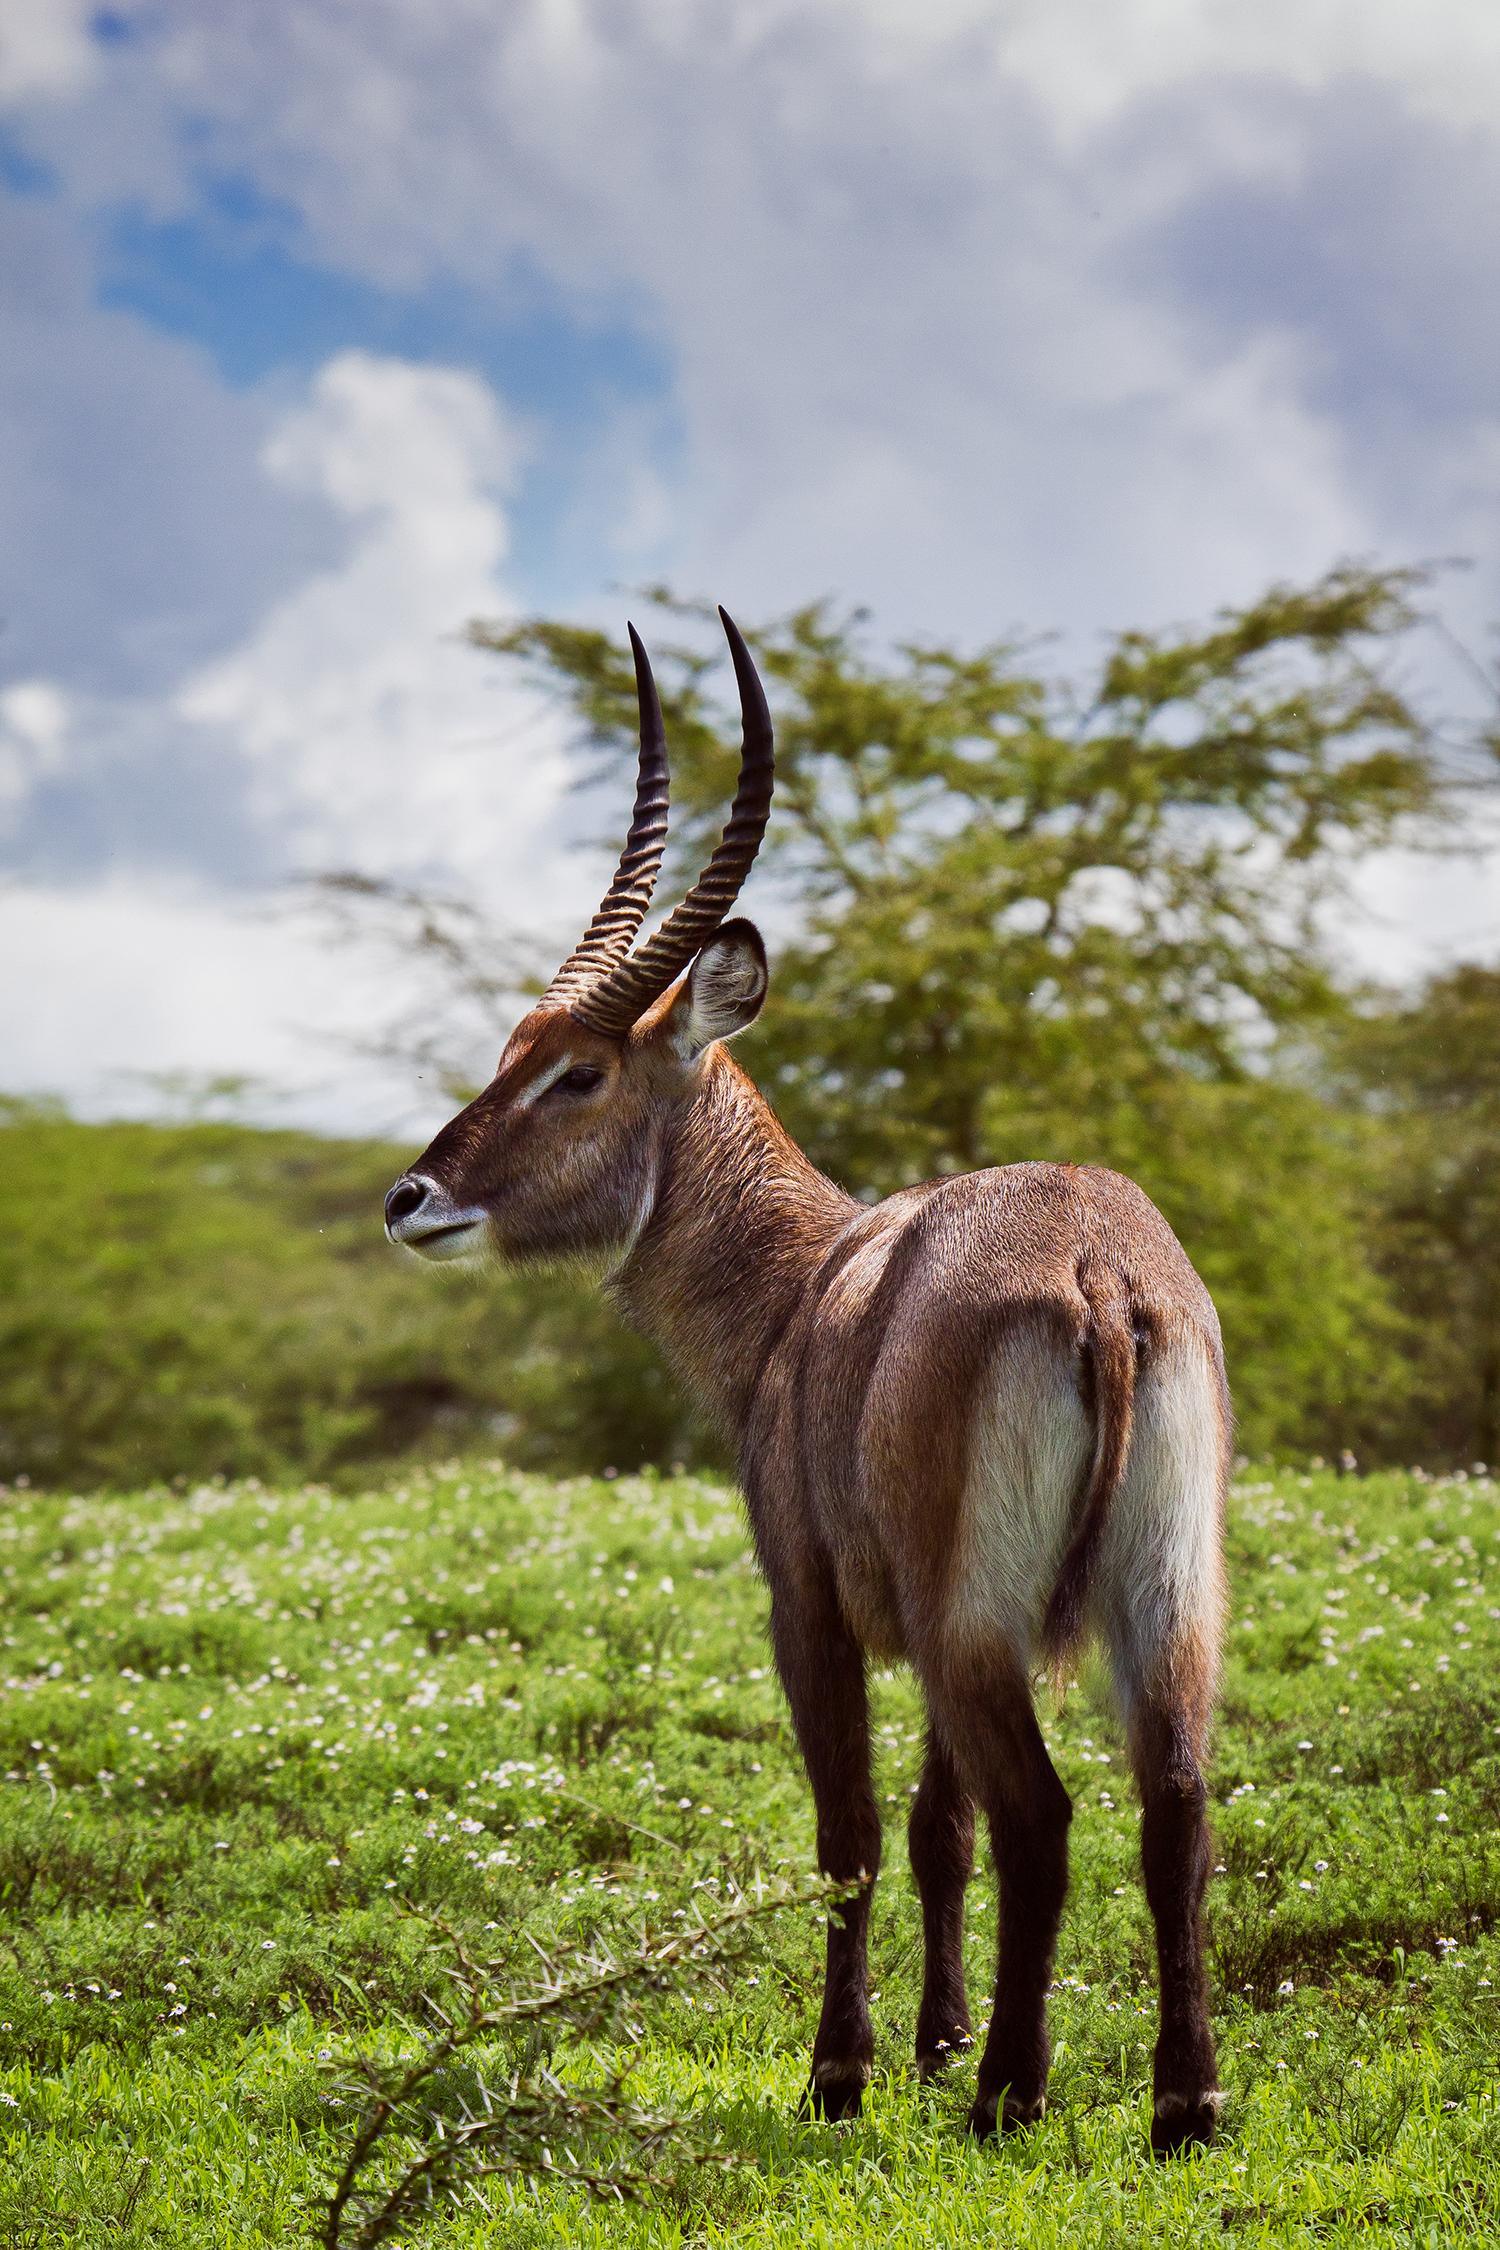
[539, 623, 670, 1008]
[571, 608, 774, 1038]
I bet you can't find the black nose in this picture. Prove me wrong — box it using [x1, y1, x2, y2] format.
[385, 1175, 429, 1227]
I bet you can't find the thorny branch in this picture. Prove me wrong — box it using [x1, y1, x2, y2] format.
[321, 1869, 859, 2248]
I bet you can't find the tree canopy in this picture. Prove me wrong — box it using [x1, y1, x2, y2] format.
[467, 566, 1487, 1460]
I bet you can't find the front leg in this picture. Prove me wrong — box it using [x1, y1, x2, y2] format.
[770, 1576, 882, 2120]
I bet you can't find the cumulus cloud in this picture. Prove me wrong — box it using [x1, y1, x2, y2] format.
[175, 352, 564, 883]
[0, 681, 69, 845]
[0, 0, 99, 102]
[9, 0, 1487, 646]
[975, 0, 1500, 139]
[0, 349, 588, 1126]
[5, 2, 1495, 650]
[1, 2, 1496, 1120]
[9, 346, 577, 897]
[0, 875, 421, 1134]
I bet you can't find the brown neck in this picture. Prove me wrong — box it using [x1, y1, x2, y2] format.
[612, 1050, 856, 1438]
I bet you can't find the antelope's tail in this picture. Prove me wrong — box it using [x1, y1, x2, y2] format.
[1040, 1274, 1137, 1669]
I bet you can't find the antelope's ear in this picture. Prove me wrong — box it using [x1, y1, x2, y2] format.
[665, 918, 768, 1059]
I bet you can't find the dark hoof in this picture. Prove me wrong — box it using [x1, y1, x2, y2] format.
[968, 2091, 1045, 2139]
[1150, 2091, 1222, 2156]
[916, 2033, 973, 2083]
[800, 2068, 869, 2122]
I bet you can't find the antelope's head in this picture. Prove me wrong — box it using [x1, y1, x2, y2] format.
[384, 609, 773, 1268]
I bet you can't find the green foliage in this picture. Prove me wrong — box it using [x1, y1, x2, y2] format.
[484, 566, 1442, 1102]
[2, 1462, 1499, 2244]
[1338, 965, 1500, 1466]
[0, 1106, 689, 1489]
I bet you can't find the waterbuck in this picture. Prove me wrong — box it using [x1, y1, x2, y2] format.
[385, 611, 1228, 2151]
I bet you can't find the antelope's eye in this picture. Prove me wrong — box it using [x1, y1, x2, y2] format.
[555, 1064, 605, 1096]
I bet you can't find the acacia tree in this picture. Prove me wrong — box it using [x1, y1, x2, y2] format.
[467, 566, 1468, 1456]
[480, 568, 1439, 1150]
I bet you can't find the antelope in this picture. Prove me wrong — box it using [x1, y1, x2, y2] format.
[385, 611, 1228, 2152]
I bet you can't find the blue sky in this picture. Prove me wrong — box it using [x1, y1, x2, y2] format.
[1, 1, 1498, 1131]
[96, 186, 677, 599]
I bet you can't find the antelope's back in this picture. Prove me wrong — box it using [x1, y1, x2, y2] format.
[745, 1160, 1229, 1663]
[783, 1157, 1225, 1419]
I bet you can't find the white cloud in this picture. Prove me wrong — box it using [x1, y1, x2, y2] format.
[0, 681, 69, 827]
[979, 0, 1500, 141]
[0, 876, 409, 1133]
[6, 2, 1495, 649]
[175, 352, 565, 883]
[0, 0, 99, 102]
[1, 1, 1496, 1126]
[26, 0, 1468, 645]
[0, 350, 608, 1125]
[1352, 818, 1500, 985]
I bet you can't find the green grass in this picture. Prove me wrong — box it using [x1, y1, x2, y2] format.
[3, 1461, 1499, 2245]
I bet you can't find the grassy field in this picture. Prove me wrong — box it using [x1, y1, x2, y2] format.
[2, 1461, 1499, 2246]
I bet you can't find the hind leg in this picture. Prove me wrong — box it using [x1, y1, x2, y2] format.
[1129, 1670, 1221, 2153]
[908, 1730, 975, 2078]
[1108, 1590, 1223, 2148]
[922, 1656, 1071, 2135]
[1101, 1337, 1227, 2151]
